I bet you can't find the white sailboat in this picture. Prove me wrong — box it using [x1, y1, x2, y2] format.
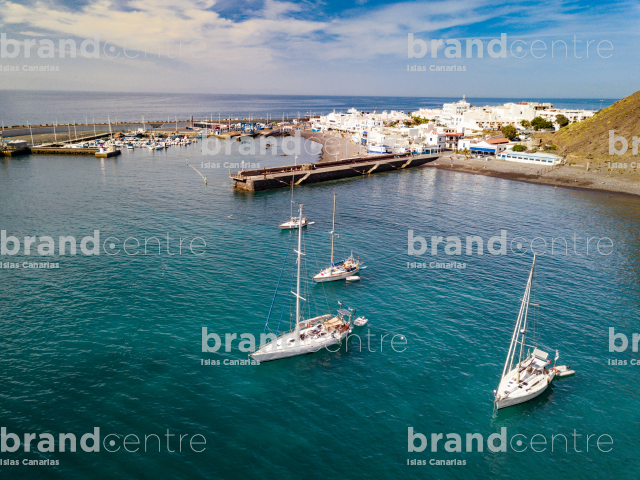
[251, 204, 355, 363]
[313, 192, 361, 283]
[494, 254, 558, 410]
[279, 181, 312, 229]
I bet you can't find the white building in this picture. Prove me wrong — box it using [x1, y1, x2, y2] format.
[433, 98, 595, 132]
[311, 108, 408, 134]
[497, 151, 562, 165]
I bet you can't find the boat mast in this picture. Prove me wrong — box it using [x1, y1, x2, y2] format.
[330, 192, 336, 265]
[499, 254, 537, 383]
[290, 180, 294, 219]
[516, 254, 536, 376]
[294, 204, 304, 336]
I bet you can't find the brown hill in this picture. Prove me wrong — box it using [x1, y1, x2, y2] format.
[538, 90, 640, 158]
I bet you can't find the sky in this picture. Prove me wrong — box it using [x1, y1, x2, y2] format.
[0, 0, 637, 97]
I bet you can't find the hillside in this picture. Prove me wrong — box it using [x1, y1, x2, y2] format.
[538, 90, 640, 158]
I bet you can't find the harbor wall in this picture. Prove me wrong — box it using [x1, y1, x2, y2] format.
[232, 153, 440, 191]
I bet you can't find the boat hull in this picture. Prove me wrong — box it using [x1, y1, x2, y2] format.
[495, 382, 549, 409]
[313, 265, 360, 283]
[250, 330, 349, 362]
[495, 367, 555, 410]
[279, 218, 308, 229]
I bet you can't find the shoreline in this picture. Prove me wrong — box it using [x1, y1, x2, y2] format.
[426, 155, 640, 197]
[298, 130, 640, 197]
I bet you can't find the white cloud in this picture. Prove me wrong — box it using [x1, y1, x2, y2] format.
[0, 0, 635, 96]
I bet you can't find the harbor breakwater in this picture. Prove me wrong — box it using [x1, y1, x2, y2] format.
[231, 152, 441, 191]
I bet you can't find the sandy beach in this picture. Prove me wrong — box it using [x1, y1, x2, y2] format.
[300, 130, 370, 162]
[427, 154, 640, 197]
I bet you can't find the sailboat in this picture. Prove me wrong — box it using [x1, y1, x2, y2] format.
[251, 204, 355, 363]
[313, 192, 361, 283]
[279, 181, 313, 229]
[494, 254, 560, 410]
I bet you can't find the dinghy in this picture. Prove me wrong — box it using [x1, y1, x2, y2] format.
[353, 317, 368, 327]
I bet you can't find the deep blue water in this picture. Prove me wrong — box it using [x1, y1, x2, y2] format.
[0, 140, 639, 479]
[0, 91, 616, 127]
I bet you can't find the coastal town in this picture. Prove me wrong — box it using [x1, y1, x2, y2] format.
[2, 94, 639, 196]
[307, 96, 596, 166]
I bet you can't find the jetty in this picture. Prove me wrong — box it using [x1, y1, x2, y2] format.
[230, 152, 440, 191]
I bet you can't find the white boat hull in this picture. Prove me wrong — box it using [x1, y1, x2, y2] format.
[495, 364, 555, 410]
[250, 329, 350, 362]
[279, 218, 308, 229]
[313, 265, 360, 283]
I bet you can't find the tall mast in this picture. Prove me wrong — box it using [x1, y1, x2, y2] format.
[290, 181, 294, 219]
[516, 254, 536, 376]
[330, 192, 336, 265]
[499, 254, 536, 382]
[294, 204, 304, 335]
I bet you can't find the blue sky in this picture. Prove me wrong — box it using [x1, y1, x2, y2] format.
[0, 0, 636, 98]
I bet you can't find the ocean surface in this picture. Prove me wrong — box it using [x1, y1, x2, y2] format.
[0, 91, 617, 127]
[1, 137, 639, 479]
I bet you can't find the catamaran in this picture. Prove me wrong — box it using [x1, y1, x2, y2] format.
[251, 204, 355, 363]
[494, 255, 569, 410]
[312, 192, 361, 283]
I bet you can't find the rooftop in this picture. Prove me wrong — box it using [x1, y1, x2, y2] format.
[485, 137, 509, 144]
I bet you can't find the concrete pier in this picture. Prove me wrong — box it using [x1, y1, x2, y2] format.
[231, 152, 441, 191]
[30, 147, 99, 155]
[2, 146, 121, 157]
[95, 149, 121, 158]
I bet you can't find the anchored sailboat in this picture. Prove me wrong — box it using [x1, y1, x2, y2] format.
[494, 255, 566, 410]
[313, 192, 361, 283]
[252, 204, 355, 363]
[279, 181, 313, 229]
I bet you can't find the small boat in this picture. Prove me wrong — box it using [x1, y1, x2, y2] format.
[126, 143, 134, 150]
[494, 254, 569, 410]
[346, 276, 360, 281]
[313, 192, 361, 283]
[553, 365, 575, 377]
[279, 180, 311, 229]
[353, 316, 368, 327]
[280, 217, 309, 229]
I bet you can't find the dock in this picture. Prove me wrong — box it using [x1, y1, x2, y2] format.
[30, 147, 99, 155]
[230, 152, 441, 191]
[2, 146, 122, 158]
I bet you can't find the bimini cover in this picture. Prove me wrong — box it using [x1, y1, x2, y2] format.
[337, 309, 351, 316]
[532, 348, 549, 360]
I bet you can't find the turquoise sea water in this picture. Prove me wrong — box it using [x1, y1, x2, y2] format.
[0, 91, 616, 126]
[1, 141, 639, 479]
